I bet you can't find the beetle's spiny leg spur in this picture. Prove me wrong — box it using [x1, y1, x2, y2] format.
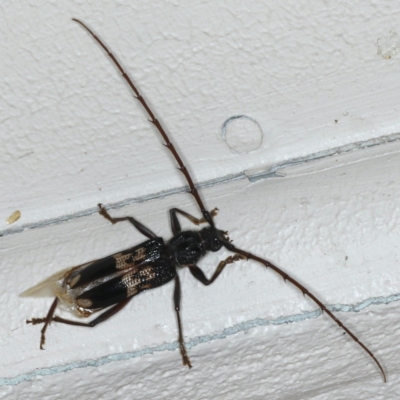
[72, 18, 214, 227]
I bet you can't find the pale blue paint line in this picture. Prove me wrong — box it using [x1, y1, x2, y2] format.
[1, 293, 399, 387]
[2, 131, 400, 238]
[248, 131, 400, 181]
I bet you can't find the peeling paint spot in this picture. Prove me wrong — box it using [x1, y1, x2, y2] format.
[377, 31, 400, 59]
[1, 293, 399, 387]
[221, 115, 263, 154]
[6, 210, 21, 225]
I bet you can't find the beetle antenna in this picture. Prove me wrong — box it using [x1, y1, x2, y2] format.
[72, 19, 214, 227]
[224, 242, 386, 382]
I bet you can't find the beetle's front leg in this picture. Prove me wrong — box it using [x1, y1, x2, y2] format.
[98, 203, 157, 239]
[170, 207, 218, 235]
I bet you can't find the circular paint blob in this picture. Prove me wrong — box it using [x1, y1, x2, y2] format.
[221, 115, 263, 154]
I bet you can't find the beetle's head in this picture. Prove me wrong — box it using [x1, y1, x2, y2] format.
[199, 226, 230, 252]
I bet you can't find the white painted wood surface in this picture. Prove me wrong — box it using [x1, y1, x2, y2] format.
[1, 2, 400, 399]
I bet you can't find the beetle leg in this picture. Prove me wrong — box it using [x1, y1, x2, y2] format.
[189, 254, 245, 285]
[170, 207, 218, 235]
[27, 298, 133, 348]
[98, 203, 157, 239]
[173, 274, 192, 368]
[26, 297, 58, 350]
[53, 297, 133, 326]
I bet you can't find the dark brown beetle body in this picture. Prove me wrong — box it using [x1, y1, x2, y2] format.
[41, 225, 225, 316]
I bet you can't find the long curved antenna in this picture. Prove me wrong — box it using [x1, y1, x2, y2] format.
[224, 241, 386, 382]
[72, 18, 385, 382]
[72, 18, 214, 227]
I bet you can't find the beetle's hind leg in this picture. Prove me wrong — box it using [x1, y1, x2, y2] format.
[27, 298, 133, 348]
[26, 297, 58, 350]
[98, 203, 157, 239]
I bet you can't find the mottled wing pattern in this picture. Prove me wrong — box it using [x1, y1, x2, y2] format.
[67, 238, 165, 289]
[21, 238, 170, 316]
[75, 257, 176, 310]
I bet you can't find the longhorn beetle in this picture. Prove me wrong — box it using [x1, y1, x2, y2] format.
[23, 18, 386, 381]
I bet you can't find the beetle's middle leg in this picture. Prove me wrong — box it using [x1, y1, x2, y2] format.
[189, 254, 246, 285]
[173, 274, 192, 368]
[98, 203, 157, 239]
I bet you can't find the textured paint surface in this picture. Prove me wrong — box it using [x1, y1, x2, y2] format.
[2, 142, 400, 398]
[1, 1, 400, 399]
[2, 1, 400, 227]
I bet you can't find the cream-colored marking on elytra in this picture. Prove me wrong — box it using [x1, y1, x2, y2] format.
[122, 266, 157, 297]
[123, 274, 139, 297]
[75, 305, 93, 317]
[139, 266, 156, 280]
[76, 298, 93, 308]
[68, 274, 81, 288]
[114, 247, 146, 270]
